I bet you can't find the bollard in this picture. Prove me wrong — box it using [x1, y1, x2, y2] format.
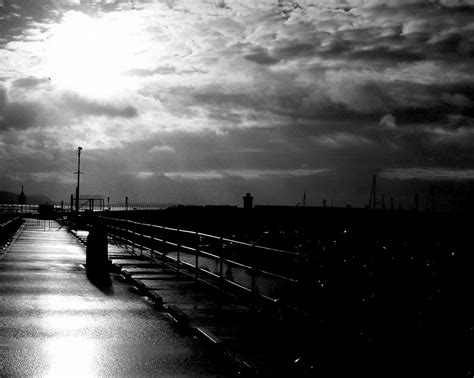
[86, 219, 109, 279]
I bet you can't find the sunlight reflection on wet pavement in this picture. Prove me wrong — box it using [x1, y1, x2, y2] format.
[44, 337, 96, 377]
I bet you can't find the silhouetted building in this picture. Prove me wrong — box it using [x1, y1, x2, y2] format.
[18, 186, 26, 205]
[243, 193, 253, 210]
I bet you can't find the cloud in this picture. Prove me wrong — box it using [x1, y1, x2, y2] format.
[135, 171, 154, 179]
[164, 171, 224, 180]
[243, 46, 280, 65]
[441, 93, 474, 108]
[0, 84, 139, 133]
[60, 92, 138, 118]
[381, 167, 474, 181]
[0, 85, 6, 110]
[379, 114, 397, 129]
[1, 101, 42, 130]
[11, 76, 50, 89]
[0, 86, 46, 131]
[311, 133, 373, 148]
[164, 168, 330, 180]
[29, 172, 75, 185]
[126, 65, 178, 77]
[148, 145, 176, 153]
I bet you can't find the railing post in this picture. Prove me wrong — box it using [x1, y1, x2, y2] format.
[116, 225, 122, 247]
[251, 267, 257, 294]
[177, 247, 180, 274]
[162, 226, 166, 266]
[219, 237, 224, 285]
[131, 222, 135, 253]
[140, 226, 144, 257]
[195, 232, 199, 282]
[176, 229, 181, 274]
[150, 234, 154, 262]
[251, 243, 257, 294]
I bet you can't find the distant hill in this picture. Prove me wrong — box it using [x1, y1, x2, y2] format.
[0, 191, 55, 205]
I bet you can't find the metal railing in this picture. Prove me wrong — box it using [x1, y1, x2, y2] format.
[0, 216, 22, 231]
[98, 215, 313, 317]
[0, 216, 23, 249]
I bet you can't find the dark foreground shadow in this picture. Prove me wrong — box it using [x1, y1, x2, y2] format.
[87, 268, 114, 295]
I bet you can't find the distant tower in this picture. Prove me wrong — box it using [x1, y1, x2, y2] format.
[243, 193, 253, 210]
[18, 185, 26, 205]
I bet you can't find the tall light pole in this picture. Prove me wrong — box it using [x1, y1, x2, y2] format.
[75, 147, 83, 215]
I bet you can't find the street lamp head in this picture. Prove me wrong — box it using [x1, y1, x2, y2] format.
[78, 146, 83, 151]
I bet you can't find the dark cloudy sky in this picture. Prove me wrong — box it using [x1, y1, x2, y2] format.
[1, 0, 473, 208]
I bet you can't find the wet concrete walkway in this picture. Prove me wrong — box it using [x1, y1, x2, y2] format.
[0, 221, 230, 376]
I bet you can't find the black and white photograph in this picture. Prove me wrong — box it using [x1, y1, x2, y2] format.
[1, 0, 473, 376]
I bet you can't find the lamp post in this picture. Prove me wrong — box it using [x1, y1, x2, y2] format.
[75, 147, 83, 216]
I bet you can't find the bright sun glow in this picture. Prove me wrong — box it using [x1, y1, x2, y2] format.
[45, 11, 140, 97]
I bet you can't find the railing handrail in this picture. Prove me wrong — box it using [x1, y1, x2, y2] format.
[103, 218, 298, 284]
[98, 215, 311, 259]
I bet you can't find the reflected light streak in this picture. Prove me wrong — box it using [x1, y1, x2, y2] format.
[44, 337, 97, 377]
[43, 314, 93, 332]
[41, 295, 101, 376]
[40, 295, 98, 311]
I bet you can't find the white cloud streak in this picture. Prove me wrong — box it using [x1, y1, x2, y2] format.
[164, 168, 330, 180]
[381, 168, 474, 181]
